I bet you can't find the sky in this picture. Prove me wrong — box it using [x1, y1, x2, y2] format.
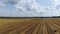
[0, 0, 60, 17]
[36, 0, 53, 7]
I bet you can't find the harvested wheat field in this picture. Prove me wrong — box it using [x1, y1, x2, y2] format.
[0, 18, 60, 34]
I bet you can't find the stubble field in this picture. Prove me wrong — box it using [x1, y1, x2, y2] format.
[0, 18, 60, 34]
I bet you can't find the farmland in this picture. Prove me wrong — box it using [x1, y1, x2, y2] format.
[0, 18, 60, 34]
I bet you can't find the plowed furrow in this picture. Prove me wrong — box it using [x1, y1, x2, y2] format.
[37, 23, 43, 34]
[45, 23, 55, 34]
[25, 24, 38, 34]
[9, 23, 33, 34]
[0, 22, 32, 34]
[32, 23, 41, 34]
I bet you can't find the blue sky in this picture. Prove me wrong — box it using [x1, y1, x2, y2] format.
[0, 0, 60, 17]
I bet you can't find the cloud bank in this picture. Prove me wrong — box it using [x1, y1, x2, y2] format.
[0, 0, 60, 17]
[14, 0, 60, 17]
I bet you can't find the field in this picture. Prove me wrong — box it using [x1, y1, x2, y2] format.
[0, 18, 60, 34]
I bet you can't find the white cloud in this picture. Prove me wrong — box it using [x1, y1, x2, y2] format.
[0, 2, 5, 7]
[0, 0, 60, 17]
[15, 0, 60, 17]
[14, 0, 48, 16]
[8, 0, 60, 17]
[52, 0, 60, 6]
